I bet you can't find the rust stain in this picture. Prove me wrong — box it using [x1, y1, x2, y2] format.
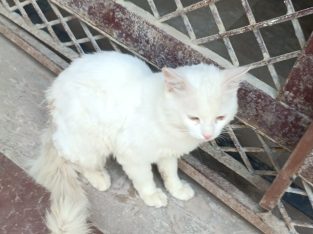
[279, 34, 313, 119]
[56, 0, 218, 68]
[238, 82, 310, 150]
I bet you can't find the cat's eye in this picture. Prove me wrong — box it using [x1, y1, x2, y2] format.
[216, 115, 225, 121]
[188, 116, 200, 122]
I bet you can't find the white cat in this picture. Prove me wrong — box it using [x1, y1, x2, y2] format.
[30, 51, 249, 234]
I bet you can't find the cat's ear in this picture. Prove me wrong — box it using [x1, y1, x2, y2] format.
[222, 66, 250, 91]
[162, 67, 188, 93]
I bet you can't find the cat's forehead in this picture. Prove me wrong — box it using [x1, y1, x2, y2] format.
[192, 85, 234, 116]
[181, 64, 222, 87]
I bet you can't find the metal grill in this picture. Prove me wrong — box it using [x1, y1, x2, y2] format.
[0, 0, 137, 62]
[0, 0, 313, 233]
[130, 0, 313, 93]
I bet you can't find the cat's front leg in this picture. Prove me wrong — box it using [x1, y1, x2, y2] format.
[122, 162, 168, 208]
[157, 157, 195, 201]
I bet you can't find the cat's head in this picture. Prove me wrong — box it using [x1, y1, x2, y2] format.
[162, 64, 249, 142]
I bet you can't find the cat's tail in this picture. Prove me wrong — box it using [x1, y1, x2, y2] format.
[29, 128, 90, 234]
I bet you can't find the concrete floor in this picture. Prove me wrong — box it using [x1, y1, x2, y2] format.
[0, 35, 260, 233]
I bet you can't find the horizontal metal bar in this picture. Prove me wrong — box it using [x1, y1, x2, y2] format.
[220, 146, 285, 153]
[0, 16, 65, 75]
[249, 50, 301, 69]
[194, 7, 313, 44]
[159, 0, 217, 22]
[200, 143, 270, 192]
[178, 156, 275, 234]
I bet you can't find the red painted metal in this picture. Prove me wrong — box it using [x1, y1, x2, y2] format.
[278, 34, 313, 119]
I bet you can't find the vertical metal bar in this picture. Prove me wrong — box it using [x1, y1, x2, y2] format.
[173, 0, 196, 40]
[284, 0, 306, 48]
[260, 121, 313, 210]
[29, 0, 60, 42]
[240, 0, 281, 91]
[49, 3, 85, 54]
[12, 0, 33, 25]
[226, 126, 254, 172]
[79, 21, 102, 52]
[208, 3, 239, 66]
[277, 202, 297, 233]
[302, 181, 313, 209]
[147, 0, 160, 18]
[256, 134, 280, 172]
[278, 34, 313, 119]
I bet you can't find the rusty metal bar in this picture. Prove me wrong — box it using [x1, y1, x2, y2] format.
[278, 34, 313, 119]
[194, 7, 313, 44]
[260, 121, 313, 210]
[200, 142, 270, 192]
[178, 155, 288, 234]
[236, 81, 310, 150]
[0, 17, 65, 75]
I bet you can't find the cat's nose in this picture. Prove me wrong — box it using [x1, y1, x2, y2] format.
[203, 133, 212, 140]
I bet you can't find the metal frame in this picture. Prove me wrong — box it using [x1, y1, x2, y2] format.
[1, 0, 313, 233]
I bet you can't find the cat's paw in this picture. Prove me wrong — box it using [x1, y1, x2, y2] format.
[141, 188, 168, 208]
[168, 181, 195, 201]
[84, 170, 111, 191]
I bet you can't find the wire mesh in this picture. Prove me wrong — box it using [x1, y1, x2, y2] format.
[132, 0, 313, 93]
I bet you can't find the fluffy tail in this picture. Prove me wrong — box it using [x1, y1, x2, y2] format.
[29, 128, 90, 234]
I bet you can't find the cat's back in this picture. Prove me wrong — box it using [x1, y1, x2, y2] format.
[48, 51, 152, 106]
[47, 51, 153, 126]
[59, 51, 151, 84]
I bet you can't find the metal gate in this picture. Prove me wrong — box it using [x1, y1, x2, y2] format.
[0, 0, 312, 233]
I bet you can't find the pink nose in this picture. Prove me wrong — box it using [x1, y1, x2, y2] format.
[203, 133, 212, 140]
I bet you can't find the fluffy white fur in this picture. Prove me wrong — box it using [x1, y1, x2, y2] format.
[30, 51, 249, 233]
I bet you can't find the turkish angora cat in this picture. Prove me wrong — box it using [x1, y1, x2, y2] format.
[30, 51, 249, 234]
